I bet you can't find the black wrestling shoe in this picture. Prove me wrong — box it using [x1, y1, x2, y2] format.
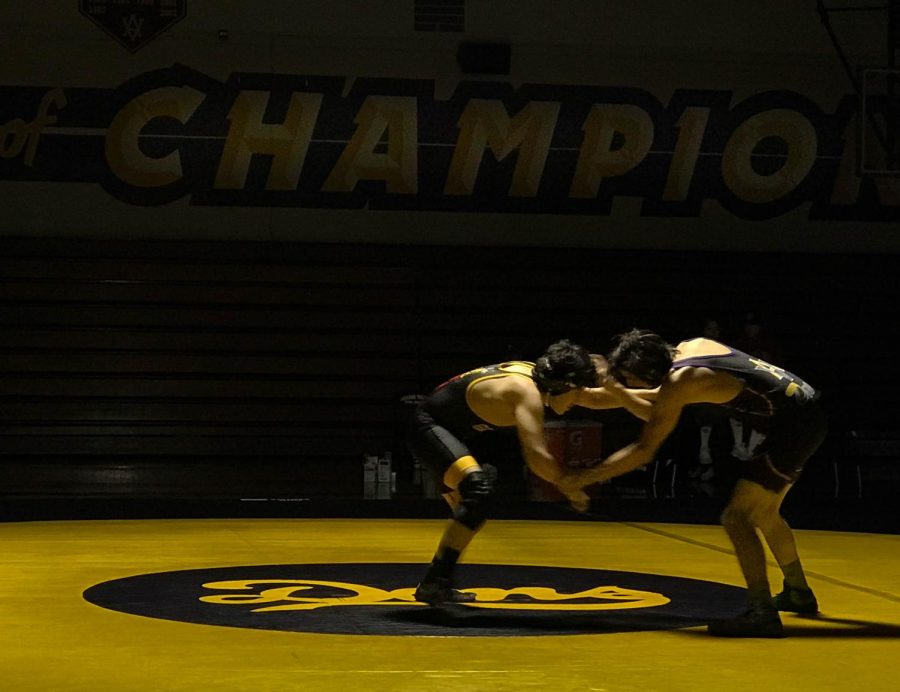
[414, 577, 476, 606]
[708, 603, 785, 638]
[772, 583, 819, 614]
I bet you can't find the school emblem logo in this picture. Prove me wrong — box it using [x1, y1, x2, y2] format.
[83, 563, 746, 636]
[79, 1, 187, 52]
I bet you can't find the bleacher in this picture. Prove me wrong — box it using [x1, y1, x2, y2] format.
[1, 237, 897, 506]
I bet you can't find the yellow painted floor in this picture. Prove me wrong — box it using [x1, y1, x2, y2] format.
[1, 517, 898, 691]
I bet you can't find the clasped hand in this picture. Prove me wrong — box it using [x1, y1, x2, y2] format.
[557, 471, 592, 514]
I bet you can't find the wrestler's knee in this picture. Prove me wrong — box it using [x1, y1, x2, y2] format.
[721, 503, 753, 529]
[453, 470, 494, 531]
[724, 501, 778, 533]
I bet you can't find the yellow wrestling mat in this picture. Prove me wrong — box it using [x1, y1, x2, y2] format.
[1, 518, 898, 691]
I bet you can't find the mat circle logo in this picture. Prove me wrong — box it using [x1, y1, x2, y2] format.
[83, 563, 745, 636]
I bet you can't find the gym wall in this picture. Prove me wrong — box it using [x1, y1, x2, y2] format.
[1, 2, 896, 501]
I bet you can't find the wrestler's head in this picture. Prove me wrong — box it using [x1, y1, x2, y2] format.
[607, 328, 675, 388]
[532, 339, 600, 395]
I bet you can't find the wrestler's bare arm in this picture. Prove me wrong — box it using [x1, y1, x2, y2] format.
[576, 380, 659, 421]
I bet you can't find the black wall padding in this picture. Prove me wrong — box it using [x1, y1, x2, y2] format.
[0, 237, 895, 499]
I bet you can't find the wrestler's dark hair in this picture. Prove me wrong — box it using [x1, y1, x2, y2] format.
[532, 339, 599, 395]
[607, 329, 675, 387]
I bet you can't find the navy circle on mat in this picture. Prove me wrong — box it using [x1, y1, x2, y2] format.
[83, 563, 746, 636]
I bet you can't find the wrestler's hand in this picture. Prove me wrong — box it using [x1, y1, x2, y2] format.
[602, 374, 628, 397]
[557, 473, 590, 514]
[564, 487, 590, 514]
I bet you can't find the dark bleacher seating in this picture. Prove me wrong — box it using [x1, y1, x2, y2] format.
[1, 237, 897, 502]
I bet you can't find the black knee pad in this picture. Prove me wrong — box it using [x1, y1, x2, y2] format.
[454, 470, 494, 530]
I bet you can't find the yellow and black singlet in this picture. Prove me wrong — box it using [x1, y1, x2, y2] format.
[422, 361, 535, 439]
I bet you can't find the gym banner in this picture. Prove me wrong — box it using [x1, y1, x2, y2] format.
[0, 63, 896, 220]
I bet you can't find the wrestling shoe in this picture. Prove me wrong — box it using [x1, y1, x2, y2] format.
[708, 603, 785, 638]
[414, 577, 476, 606]
[772, 583, 819, 614]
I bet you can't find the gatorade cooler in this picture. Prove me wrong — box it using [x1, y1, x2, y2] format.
[528, 420, 603, 501]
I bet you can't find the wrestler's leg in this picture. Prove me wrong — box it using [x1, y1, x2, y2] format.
[757, 484, 818, 613]
[708, 479, 784, 637]
[435, 455, 482, 557]
[416, 455, 493, 604]
[721, 479, 775, 604]
[755, 484, 801, 572]
[752, 404, 826, 614]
